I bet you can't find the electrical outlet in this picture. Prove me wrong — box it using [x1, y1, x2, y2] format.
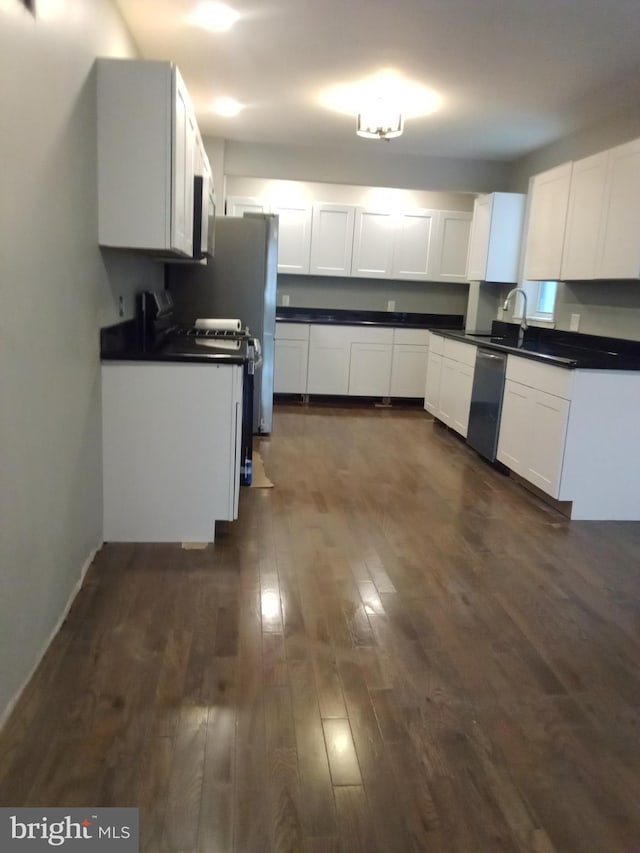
[282, 293, 290, 306]
[118, 295, 125, 318]
[569, 313, 580, 331]
[387, 300, 396, 312]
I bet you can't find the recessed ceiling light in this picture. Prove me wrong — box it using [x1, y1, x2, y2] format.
[212, 97, 244, 117]
[187, 2, 240, 33]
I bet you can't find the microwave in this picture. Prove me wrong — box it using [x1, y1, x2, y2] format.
[193, 174, 215, 260]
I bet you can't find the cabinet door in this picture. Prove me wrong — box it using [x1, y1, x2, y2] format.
[523, 162, 572, 280]
[424, 351, 442, 414]
[390, 345, 429, 398]
[596, 137, 640, 279]
[526, 390, 570, 497]
[560, 152, 608, 280]
[309, 204, 356, 276]
[497, 379, 531, 475]
[430, 211, 472, 283]
[272, 204, 312, 274]
[172, 68, 196, 256]
[466, 195, 492, 281]
[348, 343, 393, 396]
[351, 208, 395, 278]
[307, 326, 351, 394]
[437, 357, 457, 425]
[451, 362, 475, 437]
[274, 339, 309, 394]
[392, 210, 436, 280]
[226, 196, 269, 217]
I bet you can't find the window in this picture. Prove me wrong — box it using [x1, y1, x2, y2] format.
[514, 280, 558, 324]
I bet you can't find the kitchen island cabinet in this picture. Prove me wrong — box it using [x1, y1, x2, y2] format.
[102, 362, 243, 542]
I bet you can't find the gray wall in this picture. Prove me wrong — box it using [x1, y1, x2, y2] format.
[509, 108, 640, 340]
[223, 140, 512, 193]
[0, 1, 163, 723]
[277, 275, 469, 315]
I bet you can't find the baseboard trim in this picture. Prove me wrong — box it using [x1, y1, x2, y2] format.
[0, 541, 103, 732]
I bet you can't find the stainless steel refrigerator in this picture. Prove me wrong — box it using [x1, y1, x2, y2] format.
[166, 213, 278, 434]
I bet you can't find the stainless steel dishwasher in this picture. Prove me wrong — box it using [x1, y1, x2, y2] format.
[466, 348, 508, 462]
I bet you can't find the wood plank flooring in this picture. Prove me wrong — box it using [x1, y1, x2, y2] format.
[1, 401, 640, 852]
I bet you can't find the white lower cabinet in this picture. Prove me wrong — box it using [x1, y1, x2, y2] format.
[424, 351, 442, 415]
[307, 325, 352, 394]
[274, 322, 309, 393]
[391, 327, 430, 398]
[102, 362, 243, 542]
[498, 378, 570, 496]
[287, 323, 429, 398]
[425, 334, 476, 437]
[495, 356, 640, 520]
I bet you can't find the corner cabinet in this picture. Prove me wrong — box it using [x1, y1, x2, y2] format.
[466, 192, 526, 283]
[97, 58, 197, 257]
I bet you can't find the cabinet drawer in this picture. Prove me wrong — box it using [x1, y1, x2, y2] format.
[428, 332, 445, 355]
[275, 321, 310, 341]
[393, 327, 430, 345]
[349, 325, 394, 344]
[443, 338, 477, 366]
[506, 356, 573, 399]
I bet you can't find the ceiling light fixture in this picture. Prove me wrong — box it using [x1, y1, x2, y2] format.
[187, 1, 239, 33]
[356, 99, 404, 140]
[212, 96, 244, 116]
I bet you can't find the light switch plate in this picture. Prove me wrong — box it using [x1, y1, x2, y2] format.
[282, 294, 290, 306]
[569, 313, 580, 331]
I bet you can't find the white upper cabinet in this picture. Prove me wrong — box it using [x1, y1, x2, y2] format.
[560, 152, 608, 281]
[596, 137, 640, 279]
[430, 211, 473, 283]
[271, 203, 313, 274]
[351, 208, 395, 277]
[523, 162, 572, 280]
[97, 58, 198, 257]
[225, 196, 270, 217]
[555, 137, 640, 281]
[309, 204, 356, 276]
[392, 209, 437, 280]
[466, 192, 526, 283]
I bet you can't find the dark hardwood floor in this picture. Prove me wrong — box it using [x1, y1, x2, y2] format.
[1, 401, 640, 852]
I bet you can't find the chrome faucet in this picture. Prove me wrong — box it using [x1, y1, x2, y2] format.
[503, 287, 528, 345]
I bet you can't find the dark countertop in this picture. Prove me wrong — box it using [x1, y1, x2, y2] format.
[435, 321, 640, 371]
[275, 306, 464, 330]
[100, 320, 252, 365]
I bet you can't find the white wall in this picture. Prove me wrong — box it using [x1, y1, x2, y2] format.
[0, 0, 163, 724]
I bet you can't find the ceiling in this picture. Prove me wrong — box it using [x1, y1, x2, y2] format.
[115, 0, 640, 162]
